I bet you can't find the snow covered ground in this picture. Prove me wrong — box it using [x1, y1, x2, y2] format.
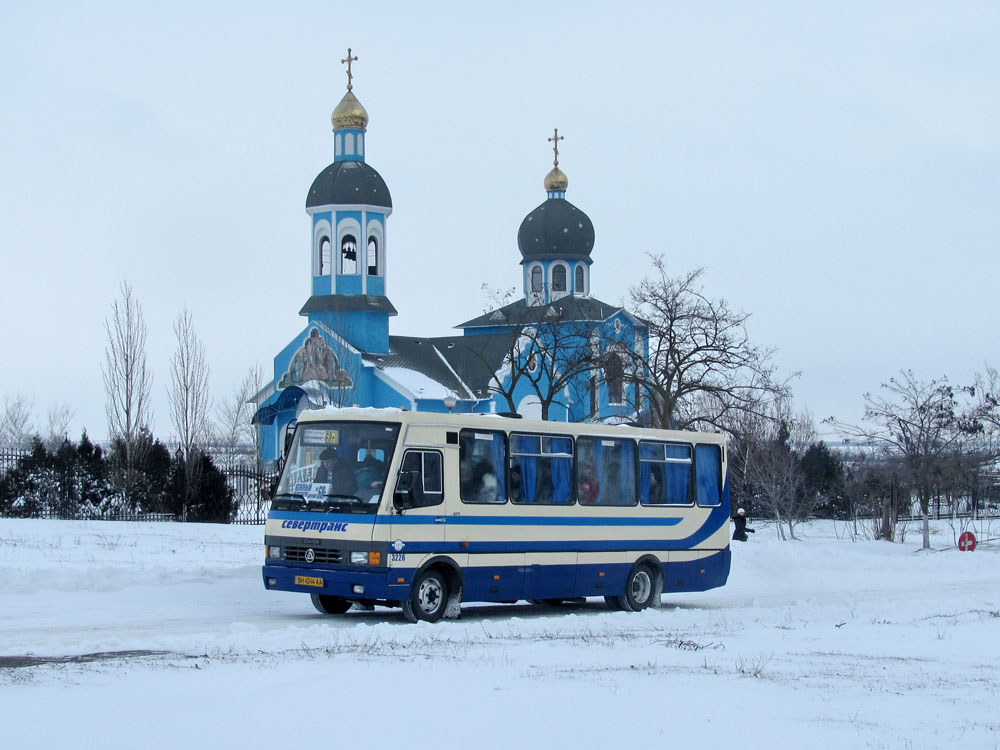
[1, 517, 998, 749]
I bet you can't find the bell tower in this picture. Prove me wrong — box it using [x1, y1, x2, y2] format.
[302, 49, 395, 354]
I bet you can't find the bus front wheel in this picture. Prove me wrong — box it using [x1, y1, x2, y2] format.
[617, 564, 655, 612]
[311, 594, 352, 614]
[402, 569, 448, 623]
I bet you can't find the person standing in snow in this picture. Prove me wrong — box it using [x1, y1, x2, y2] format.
[732, 507, 755, 542]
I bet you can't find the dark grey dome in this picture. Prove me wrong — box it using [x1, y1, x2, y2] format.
[517, 198, 594, 262]
[306, 161, 392, 209]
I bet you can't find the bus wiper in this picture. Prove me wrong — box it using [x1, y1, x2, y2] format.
[326, 494, 362, 503]
[323, 494, 375, 513]
[272, 492, 308, 509]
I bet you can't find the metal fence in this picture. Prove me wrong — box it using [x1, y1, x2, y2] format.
[227, 466, 277, 525]
[0, 446, 29, 475]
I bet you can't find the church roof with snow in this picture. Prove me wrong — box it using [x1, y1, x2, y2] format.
[457, 295, 634, 330]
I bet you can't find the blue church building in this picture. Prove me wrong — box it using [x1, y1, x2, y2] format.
[253, 56, 649, 467]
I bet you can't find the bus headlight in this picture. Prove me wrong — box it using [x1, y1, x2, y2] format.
[350, 551, 368, 565]
[268, 546, 281, 560]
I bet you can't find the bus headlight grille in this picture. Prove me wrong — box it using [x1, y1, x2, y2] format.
[283, 546, 343, 564]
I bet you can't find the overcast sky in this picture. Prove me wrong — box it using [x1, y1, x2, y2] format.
[1, 1, 997, 443]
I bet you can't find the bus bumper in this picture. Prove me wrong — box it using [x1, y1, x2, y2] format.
[262, 564, 393, 600]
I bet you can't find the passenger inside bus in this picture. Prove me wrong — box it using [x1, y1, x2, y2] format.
[579, 460, 600, 504]
[471, 461, 500, 503]
[313, 448, 337, 483]
[356, 443, 388, 492]
[535, 462, 554, 502]
[314, 447, 358, 497]
[647, 464, 665, 504]
[509, 465, 522, 502]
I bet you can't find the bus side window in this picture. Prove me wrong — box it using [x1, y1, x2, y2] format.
[694, 444, 722, 507]
[640, 442, 693, 505]
[459, 430, 507, 504]
[511, 434, 573, 504]
[577, 437, 635, 506]
[394, 449, 444, 509]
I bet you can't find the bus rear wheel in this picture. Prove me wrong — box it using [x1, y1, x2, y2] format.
[617, 564, 655, 612]
[311, 594, 352, 614]
[402, 569, 448, 623]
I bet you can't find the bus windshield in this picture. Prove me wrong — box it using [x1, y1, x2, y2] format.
[273, 421, 400, 514]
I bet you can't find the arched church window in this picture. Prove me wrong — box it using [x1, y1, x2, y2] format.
[367, 235, 380, 276]
[575, 265, 585, 294]
[531, 266, 543, 293]
[341, 234, 358, 275]
[552, 265, 567, 292]
[605, 354, 624, 405]
[318, 236, 331, 276]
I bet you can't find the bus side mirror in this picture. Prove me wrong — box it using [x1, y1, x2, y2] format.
[393, 470, 424, 511]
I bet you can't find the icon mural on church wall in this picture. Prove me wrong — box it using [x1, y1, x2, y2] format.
[278, 328, 354, 389]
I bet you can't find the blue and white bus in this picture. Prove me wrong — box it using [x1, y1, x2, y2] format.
[262, 407, 731, 622]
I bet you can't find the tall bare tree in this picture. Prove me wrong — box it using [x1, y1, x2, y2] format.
[168, 307, 212, 519]
[102, 281, 153, 503]
[628, 256, 790, 432]
[217, 363, 265, 471]
[747, 403, 818, 540]
[828, 370, 978, 550]
[1, 393, 35, 446]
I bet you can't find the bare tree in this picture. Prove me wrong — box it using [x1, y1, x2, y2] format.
[478, 285, 602, 420]
[217, 363, 265, 471]
[744, 400, 818, 540]
[102, 281, 153, 503]
[516, 322, 595, 419]
[827, 370, 978, 550]
[168, 307, 212, 520]
[628, 256, 790, 432]
[970, 364, 1000, 437]
[44, 402, 74, 450]
[1, 393, 35, 446]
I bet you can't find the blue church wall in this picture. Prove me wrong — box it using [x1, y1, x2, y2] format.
[308, 310, 389, 353]
[259, 421, 277, 466]
[337, 275, 363, 294]
[312, 275, 333, 296]
[463, 324, 513, 338]
[372, 373, 417, 411]
[414, 398, 455, 414]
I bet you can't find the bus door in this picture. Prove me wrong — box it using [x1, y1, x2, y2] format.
[389, 447, 446, 576]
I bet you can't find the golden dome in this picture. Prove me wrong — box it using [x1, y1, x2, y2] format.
[544, 166, 568, 192]
[331, 90, 369, 131]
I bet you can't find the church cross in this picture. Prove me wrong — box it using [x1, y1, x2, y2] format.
[548, 128, 564, 167]
[341, 48, 359, 91]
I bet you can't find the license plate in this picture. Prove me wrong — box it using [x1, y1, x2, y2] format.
[295, 575, 324, 588]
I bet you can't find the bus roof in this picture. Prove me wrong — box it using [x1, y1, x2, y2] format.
[294, 406, 726, 446]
